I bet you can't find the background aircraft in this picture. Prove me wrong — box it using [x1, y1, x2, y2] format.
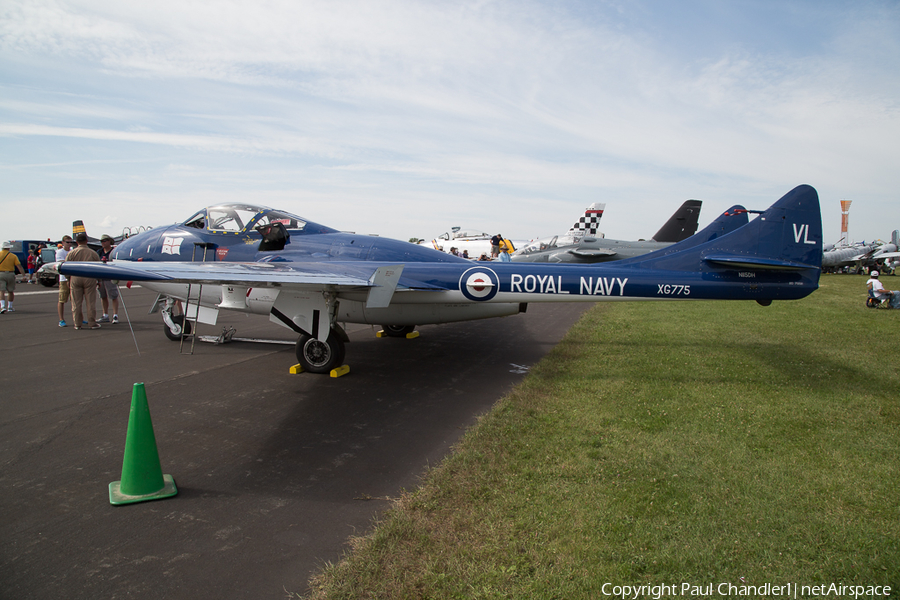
[54, 186, 822, 374]
[821, 230, 899, 273]
[511, 200, 701, 263]
[428, 203, 607, 258]
[428, 228, 524, 258]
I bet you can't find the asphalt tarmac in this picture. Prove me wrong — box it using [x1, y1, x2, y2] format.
[0, 283, 589, 599]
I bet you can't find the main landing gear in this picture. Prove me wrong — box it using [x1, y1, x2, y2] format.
[295, 324, 414, 373]
[295, 331, 346, 374]
[379, 324, 416, 338]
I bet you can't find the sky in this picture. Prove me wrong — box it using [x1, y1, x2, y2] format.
[2, 0, 899, 247]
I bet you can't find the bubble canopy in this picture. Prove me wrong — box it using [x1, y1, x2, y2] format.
[180, 204, 338, 235]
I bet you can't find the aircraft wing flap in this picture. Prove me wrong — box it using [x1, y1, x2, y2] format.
[366, 265, 403, 308]
[396, 276, 449, 291]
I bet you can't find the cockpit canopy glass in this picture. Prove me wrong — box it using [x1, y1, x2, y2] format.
[182, 204, 309, 234]
[515, 233, 603, 254]
[437, 229, 491, 241]
[517, 235, 563, 255]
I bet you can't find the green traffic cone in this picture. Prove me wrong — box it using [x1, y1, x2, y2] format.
[109, 383, 178, 505]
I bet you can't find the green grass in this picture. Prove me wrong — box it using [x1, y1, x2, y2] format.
[301, 275, 900, 599]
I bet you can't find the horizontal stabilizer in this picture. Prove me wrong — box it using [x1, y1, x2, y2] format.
[568, 247, 617, 258]
[612, 204, 750, 267]
[703, 255, 817, 271]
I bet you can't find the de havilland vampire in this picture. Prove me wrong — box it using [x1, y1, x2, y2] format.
[53, 185, 823, 374]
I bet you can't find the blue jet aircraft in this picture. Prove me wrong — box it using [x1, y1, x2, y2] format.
[56, 185, 822, 374]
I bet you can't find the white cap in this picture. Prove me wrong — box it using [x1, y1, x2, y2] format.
[871, 270, 879, 277]
[1, 241, 11, 250]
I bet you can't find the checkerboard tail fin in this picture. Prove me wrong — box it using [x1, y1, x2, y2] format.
[567, 203, 605, 236]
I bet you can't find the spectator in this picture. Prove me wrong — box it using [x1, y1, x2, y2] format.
[866, 270, 900, 309]
[26, 249, 37, 283]
[0, 241, 26, 313]
[498, 237, 515, 262]
[66, 233, 102, 329]
[490, 234, 502, 258]
[56, 236, 73, 327]
[97, 234, 120, 324]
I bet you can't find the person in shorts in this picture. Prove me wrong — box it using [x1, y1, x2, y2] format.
[0, 241, 25, 313]
[97, 234, 119, 323]
[26, 249, 36, 283]
[56, 236, 73, 327]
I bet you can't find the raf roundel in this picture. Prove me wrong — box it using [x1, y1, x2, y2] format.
[459, 267, 500, 301]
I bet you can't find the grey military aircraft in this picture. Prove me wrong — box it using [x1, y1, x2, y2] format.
[821, 231, 900, 273]
[510, 200, 702, 263]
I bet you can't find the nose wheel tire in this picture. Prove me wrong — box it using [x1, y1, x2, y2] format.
[164, 315, 192, 341]
[380, 324, 416, 338]
[296, 331, 346, 374]
[38, 274, 58, 288]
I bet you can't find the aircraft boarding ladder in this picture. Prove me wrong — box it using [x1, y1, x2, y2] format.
[179, 241, 217, 354]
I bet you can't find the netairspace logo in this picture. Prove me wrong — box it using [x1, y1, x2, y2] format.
[599, 582, 892, 599]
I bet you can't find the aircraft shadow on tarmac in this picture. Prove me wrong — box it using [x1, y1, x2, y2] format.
[180, 309, 573, 502]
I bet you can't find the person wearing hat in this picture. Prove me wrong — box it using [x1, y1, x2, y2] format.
[0, 241, 26, 314]
[65, 232, 102, 329]
[97, 234, 119, 324]
[56, 235, 74, 326]
[866, 270, 900, 309]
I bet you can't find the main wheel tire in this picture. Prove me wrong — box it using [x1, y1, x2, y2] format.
[295, 331, 346, 374]
[164, 315, 192, 341]
[380, 324, 416, 338]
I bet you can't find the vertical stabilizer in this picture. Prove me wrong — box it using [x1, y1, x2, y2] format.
[633, 185, 822, 273]
[651, 200, 702, 242]
[614, 204, 749, 267]
[567, 203, 605, 236]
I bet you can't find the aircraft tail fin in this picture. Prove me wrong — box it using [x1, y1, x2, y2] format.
[893, 230, 899, 247]
[651, 200, 702, 242]
[614, 203, 749, 267]
[567, 203, 605, 236]
[636, 185, 822, 273]
[73, 220, 87, 238]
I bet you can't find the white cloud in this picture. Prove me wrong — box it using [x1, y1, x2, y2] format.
[1, 0, 898, 245]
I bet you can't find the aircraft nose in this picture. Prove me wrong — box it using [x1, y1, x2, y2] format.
[114, 229, 161, 260]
